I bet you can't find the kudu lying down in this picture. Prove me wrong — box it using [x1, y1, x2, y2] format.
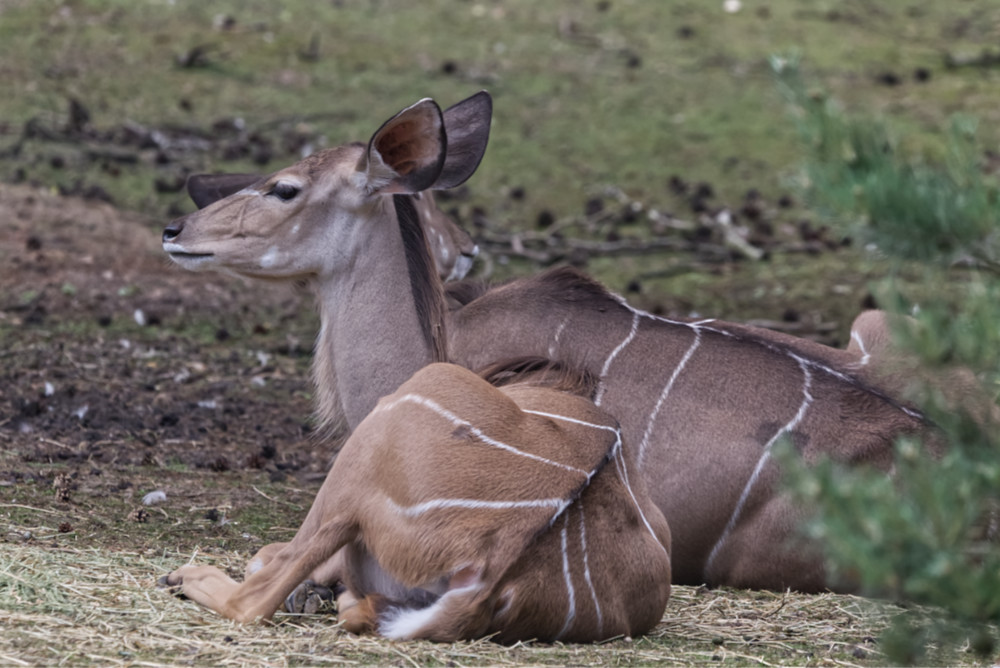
[163, 90, 936, 596]
[162, 361, 671, 641]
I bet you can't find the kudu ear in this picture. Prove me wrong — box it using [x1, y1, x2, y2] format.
[186, 173, 262, 209]
[360, 98, 447, 195]
[433, 91, 493, 190]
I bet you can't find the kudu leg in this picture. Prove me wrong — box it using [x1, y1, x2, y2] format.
[246, 542, 346, 613]
[161, 519, 356, 623]
[705, 495, 826, 593]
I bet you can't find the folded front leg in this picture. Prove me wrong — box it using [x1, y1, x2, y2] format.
[161, 518, 356, 623]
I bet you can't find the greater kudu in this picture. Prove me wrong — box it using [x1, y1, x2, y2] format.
[159, 93, 672, 639]
[167, 91, 932, 595]
[161, 360, 671, 641]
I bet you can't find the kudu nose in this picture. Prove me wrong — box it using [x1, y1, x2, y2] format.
[162, 219, 185, 243]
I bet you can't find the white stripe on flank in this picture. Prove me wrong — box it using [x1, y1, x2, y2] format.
[594, 311, 640, 406]
[637, 327, 702, 468]
[613, 447, 668, 554]
[704, 355, 815, 575]
[390, 497, 567, 518]
[521, 409, 620, 436]
[851, 330, 871, 366]
[555, 514, 577, 641]
[549, 317, 570, 358]
[373, 394, 589, 476]
[577, 501, 603, 637]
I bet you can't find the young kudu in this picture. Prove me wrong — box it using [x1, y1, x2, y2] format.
[159, 93, 672, 640]
[162, 361, 671, 641]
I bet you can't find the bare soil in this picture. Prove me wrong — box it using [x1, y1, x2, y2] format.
[0, 182, 336, 552]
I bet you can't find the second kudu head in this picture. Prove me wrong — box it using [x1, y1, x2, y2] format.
[163, 92, 491, 281]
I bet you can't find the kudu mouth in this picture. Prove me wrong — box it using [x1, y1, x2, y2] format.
[162, 217, 216, 264]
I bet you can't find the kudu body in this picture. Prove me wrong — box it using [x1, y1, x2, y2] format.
[445, 273, 930, 591]
[162, 362, 671, 641]
[160, 93, 672, 639]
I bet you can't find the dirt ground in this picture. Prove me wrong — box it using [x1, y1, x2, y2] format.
[0, 182, 344, 551]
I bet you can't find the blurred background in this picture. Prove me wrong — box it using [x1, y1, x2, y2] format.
[3, 0, 999, 338]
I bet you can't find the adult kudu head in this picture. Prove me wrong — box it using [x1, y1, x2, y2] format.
[184, 178, 479, 283]
[163, 92, 492, 434]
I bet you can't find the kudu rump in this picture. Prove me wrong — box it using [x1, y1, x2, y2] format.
[159, 93, 671, 641]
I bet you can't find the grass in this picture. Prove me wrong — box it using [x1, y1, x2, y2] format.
[0, 543, 910, 667]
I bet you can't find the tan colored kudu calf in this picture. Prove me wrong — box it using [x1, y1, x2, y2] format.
[161, 361, 671, 641]
[172, 90, 938, 594]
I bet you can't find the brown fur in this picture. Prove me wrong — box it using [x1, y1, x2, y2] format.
[162, 94, 673, 641]
[163, 363, 671, 641]
[446, 266, 936, 591]
[477, 356, 600, 400]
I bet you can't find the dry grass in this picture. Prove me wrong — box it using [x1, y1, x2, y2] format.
[0, 541, 912, 667]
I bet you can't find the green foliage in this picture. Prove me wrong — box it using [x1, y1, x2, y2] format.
[775, 61, 1000, 664]
[777, 59, 1000, 270]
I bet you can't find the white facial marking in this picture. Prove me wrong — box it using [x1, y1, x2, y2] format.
[260, 246, 280, 269]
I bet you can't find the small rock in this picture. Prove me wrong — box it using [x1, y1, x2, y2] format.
[142, 490, 167, 506]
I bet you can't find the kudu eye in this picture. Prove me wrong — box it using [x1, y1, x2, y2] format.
[268, 182, 300, 201]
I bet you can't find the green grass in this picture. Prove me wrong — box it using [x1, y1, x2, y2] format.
[4, 1, 1000, 221]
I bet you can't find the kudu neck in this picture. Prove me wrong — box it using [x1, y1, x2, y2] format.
[313, 195, 448, 433]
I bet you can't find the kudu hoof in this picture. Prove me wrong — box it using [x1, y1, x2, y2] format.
[284, 580, 336, 615]
[156, 574, 187, 599]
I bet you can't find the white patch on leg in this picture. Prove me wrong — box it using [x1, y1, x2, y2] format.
[378, 579, 483, 640]
[246, 557, 265, 576]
